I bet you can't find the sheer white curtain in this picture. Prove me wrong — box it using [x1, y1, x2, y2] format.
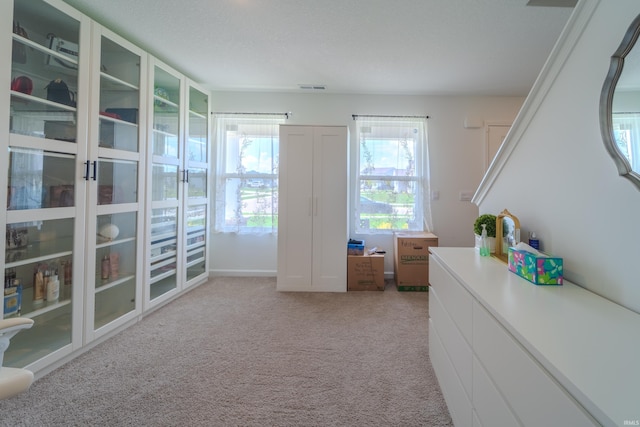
[612, 113, 640, 172]
[213, 114, 286, 234]
[353, 115, 433, 232]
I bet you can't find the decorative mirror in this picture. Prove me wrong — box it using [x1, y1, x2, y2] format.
[600, 13, 640, 190]
[494, 209, 520, 263]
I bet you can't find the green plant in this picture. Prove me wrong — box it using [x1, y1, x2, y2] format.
[474, 214, 497, 237]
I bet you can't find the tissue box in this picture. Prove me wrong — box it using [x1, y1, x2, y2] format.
[347, 240, 365, 255]
[508, 247, 563, 285]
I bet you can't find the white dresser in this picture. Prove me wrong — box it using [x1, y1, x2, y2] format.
[429, 247, 640, 427]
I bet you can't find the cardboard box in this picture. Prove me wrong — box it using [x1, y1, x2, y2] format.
[394, 232, 438, 291]
[348, 254, 385, 291]
[347, 240, 365, 256]
[508, 247, 563, 285]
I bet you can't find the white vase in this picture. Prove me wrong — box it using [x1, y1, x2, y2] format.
[474, 234, 496, 253]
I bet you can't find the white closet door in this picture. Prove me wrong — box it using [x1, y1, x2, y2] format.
[277, 126, 314, 290]
[312, 126, 348, 291]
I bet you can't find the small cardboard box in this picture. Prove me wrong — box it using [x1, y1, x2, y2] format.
[394, 232, 438, 291]
[348, 254, 384, 291]
[347, 240, 365, 256]
[508, 247, 563, 285]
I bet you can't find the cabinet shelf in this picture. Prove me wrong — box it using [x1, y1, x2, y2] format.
[152, 128, 178, 138]
[99, 114, 138, 128]
[153, 96, 178, 110]
[9, 285, 72, 320]
[95, 273, 135, 294]
[95, 236, 136, 249]
[11, 91, 77, 113]
[150, 270, 177, 287]
[189, 110, 206, 120]
[186, 241, 205, 253]
[150, 249, 177, 264]
[100, 72, 139, 91]
[5, 237, 73, 268]
[186, 256, 205, 269]
[12, 33, 78, 69]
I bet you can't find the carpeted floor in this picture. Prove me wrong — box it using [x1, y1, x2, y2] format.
[0, 277, 452, 427]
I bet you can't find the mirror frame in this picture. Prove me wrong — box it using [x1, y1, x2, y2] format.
[600, 13, 640, 191]
[494, 209, 520, 263]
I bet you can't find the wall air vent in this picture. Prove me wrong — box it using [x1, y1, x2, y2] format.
[299, 84, 326, 90]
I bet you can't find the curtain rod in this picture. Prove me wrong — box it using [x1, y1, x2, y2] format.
[213, 112, 290, 119]
[352, 114, 429, 120]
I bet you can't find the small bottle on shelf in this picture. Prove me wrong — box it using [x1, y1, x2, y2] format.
[101, 255, 110, 280]
[529, 232, 540, 250]
[47, 270, 59, 302]
[480, 224, 491, 257]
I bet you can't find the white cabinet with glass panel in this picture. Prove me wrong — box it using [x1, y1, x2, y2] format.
[183, 83, 209, 286]
[146, 61, 210, 308]
[2, 0, 89, 371]
[147, 59, 182, 305]
[85, 23, 146, 341]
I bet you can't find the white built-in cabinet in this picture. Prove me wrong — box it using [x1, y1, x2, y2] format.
[2, 0, 209, 376]
[429, 247, 639, 427]
[145, 59, 210, 310]
[277, 125, 348, 292]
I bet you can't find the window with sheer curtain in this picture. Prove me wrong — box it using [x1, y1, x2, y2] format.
[353, 115, 432, 233]
[612, 112, 640, 172]
[214, 114, 287, 233]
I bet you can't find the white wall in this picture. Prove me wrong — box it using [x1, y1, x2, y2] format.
[209, 92, 524, 276]
[477, 0, 640, 314]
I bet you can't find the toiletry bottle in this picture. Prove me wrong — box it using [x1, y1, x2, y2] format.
[529, 232, 540, 250]
[480, 224, 490, 257]
[47, 270, 59, 302]
[33, 268, 44, 304]
[101, 255, 110, 280]
[43, 269, 50, 301]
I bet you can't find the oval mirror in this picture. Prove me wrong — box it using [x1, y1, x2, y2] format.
[494, 209, 520, 263]
[600, 13, 640, 190]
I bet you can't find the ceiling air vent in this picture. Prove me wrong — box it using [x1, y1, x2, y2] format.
[299, 84, 326, 90]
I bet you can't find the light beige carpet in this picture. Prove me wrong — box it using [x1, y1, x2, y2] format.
[0, 277, 452, 427]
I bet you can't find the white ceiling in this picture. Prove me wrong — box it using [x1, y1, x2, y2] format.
[61, 0, 574, 96]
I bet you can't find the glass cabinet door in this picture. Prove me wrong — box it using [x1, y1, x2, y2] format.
[3, 0, 87, 370]
[87, 27, 145, 337]
[10, 1, 81, 142]
[185, 204, 207, 281]
[148, 61, 182, 302]
[3, 149, 77, 368]
[183, 83, 210, 286]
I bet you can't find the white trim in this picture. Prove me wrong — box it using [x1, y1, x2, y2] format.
[472, 0, 600, 205]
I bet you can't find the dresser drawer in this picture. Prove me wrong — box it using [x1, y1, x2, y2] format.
[472, 301, 598, 427]
[429, 255, 473, 344]
[430, 287, 472, 400]
[429, 318, 472, 427]
[473, 355, 521, 427]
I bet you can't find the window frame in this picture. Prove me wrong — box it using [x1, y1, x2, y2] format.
[353, 116, 431, 234]
[213, 114, 286, 234]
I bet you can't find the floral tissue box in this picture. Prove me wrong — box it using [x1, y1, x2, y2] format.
[508, 247, 563, 285]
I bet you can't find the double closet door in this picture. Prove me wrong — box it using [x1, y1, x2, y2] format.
[277, 125, 348, 292]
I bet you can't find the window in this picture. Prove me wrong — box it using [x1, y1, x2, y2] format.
[612, 112, 640, 172]
[214, 114, 287, 233]
[354, 115, 432, 233]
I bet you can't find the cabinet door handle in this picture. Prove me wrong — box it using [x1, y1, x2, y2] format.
[92, 161, 97, 181]
[185, 169, 189, 183]
[84, 160, 91, 181]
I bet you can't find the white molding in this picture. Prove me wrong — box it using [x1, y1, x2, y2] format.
[472, 0, 601, 206]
